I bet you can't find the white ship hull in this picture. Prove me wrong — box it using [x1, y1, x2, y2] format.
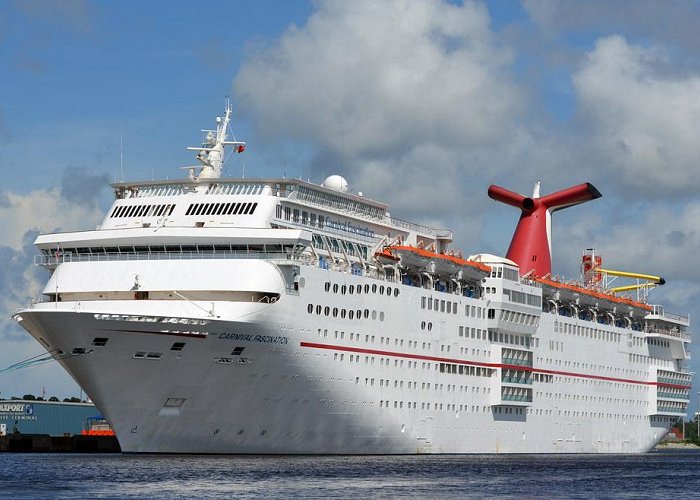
[17, 264, 673, 454]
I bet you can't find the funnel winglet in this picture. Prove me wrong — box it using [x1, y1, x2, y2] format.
[488, 182, 602, 277]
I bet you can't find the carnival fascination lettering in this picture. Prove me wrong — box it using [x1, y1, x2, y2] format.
[218, 333, 288, 344]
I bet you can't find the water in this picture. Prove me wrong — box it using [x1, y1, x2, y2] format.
[1, 451, 699, 499]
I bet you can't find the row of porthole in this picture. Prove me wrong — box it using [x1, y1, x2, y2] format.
[307, 303, 385, 321]
[324, 281, 400, 298]
[420, 321, 433, 331]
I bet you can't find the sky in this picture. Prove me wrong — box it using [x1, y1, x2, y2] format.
[1, 0, 700, 413]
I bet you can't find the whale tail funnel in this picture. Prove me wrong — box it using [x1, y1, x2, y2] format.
[488, 182, 602, 277]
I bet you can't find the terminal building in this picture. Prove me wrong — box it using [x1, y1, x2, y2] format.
[0, 400, 99, 437]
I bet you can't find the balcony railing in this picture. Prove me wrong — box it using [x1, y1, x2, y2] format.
[644, 326, 691, 341]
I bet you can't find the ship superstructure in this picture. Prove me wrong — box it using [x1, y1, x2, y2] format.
[13, 104, 691, 453]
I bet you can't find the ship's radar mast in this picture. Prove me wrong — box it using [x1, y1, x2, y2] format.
[185, 99, 246, 181]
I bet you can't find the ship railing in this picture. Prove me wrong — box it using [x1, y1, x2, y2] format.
[35, 251, 311, 267]
[656, 391, 690, 400]
[643, 326, 691, 341]
[649, 305, 689, 324]
[656, 405, 687, 414]
[501, 357, 533, 367]
[501, 376, 533, 385]
[388, 217, 446, 238]
[14, 296, 44, 311]
[657, 376, 691, 386]
[500, 394, 533, 402]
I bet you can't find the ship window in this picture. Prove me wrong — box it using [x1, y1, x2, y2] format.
[231, 347, 245, 356]
[372, 284, 377, 293]
[307, 304, 313, 314]
[379, 285, 384, 294]
[341, 309, 346, 319]
[333, 307, 338, 317]
[333, 284, 339, 293]
[348, 310, 354, 320]
[92, 337, 109, 347]
[324, 306, 330, 316]
[284, 206, 291, 220]
[293, 209, 299, 222]
[316, 305, 322, 314]
[364, 309, 369, 319]
[171, 342, 186, 351]
[364, 284, 370, 293]
[341, 285, 346, 295]
[394, 288, 399, 297]
[135, 291, 149, 300]
[324, 282, 330, 292]
[349, 285, 354, 294]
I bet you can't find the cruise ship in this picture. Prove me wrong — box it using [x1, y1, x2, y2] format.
[13, 103, 691, 453]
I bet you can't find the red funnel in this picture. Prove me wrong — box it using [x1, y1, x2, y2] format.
[488, 182, 601, 277]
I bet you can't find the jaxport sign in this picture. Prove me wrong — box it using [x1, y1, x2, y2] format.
[0, 403, 34, 415]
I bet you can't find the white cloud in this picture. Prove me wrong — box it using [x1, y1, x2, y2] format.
[0, 188, 104, 249]
[522, 0, 700, 55]
[234, 0, 526, 220]
[572, 36, 700, 196]
[0, 187, 104, 399]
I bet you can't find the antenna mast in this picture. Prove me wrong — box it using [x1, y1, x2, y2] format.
[120, 128, 124, 183]
[186, 98, 246, 181]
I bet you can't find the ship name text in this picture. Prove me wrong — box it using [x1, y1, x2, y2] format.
[218, 333, 289, 345]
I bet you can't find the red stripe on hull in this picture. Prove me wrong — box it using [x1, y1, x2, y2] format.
[300, 341, 691, 389]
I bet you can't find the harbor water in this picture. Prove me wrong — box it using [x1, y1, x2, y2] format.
[1, 450, 700, 498]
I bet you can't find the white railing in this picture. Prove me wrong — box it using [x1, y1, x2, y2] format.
[35, 251, 309, 267]
[643, 326, 691, 341]
[650, 304, 689, 324]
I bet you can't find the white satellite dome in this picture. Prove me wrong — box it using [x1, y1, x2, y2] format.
[322, 174, 349, 193]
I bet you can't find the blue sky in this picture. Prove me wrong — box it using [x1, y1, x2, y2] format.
[2, 0, 700, 413]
